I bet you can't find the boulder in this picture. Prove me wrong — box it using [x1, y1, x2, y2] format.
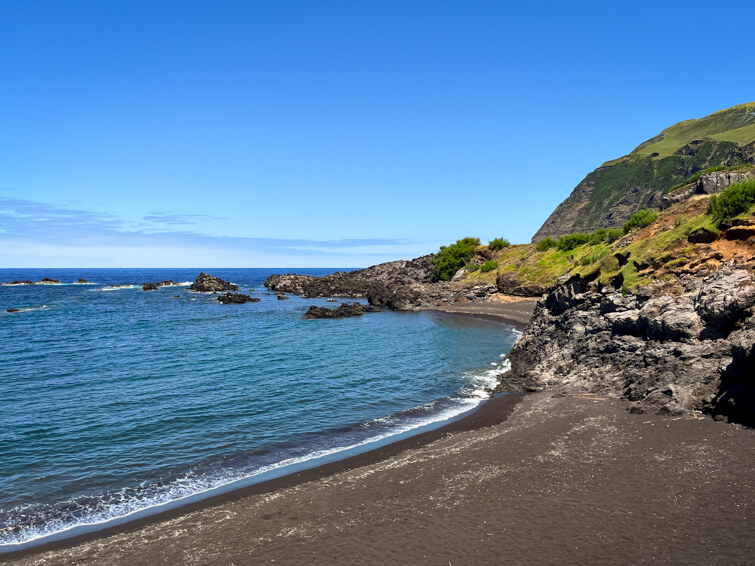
[189, 273, 238, 292]
[217, 292, 259, 304]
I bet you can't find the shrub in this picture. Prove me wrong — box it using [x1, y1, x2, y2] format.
[707, 179, 755, 227]
[488, 237, 510, 251]
[623, 209, 658, 234]
[535, 237, 558, 251]
[431, 237, 481, 282]
[557, 233, 591, 252]
[605, 228, 623, 243]
[480, 260, 499, 273]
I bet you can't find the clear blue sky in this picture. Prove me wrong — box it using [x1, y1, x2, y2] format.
[1, 1, 753, 267]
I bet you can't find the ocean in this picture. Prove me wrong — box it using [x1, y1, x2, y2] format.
[0, 268, 519, 551]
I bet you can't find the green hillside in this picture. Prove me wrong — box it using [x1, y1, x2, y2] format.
[631, 103, 755, 157]
[532, 103, 755, 242]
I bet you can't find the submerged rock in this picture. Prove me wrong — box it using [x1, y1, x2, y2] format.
[217, 292, 259, 304]
[189, 273, 238, 293]
[303, 302, 381, 319]
[6, 308, 20, 313]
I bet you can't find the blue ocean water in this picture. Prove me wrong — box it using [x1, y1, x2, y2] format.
[0, 268, 518, 549]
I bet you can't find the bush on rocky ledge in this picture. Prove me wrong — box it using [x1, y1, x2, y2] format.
[431, 237, 480, 282]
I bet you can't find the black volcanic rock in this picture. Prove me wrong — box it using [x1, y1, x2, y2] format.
[189, 273, 238, 293]
[142, 283, 159, 291]
[39, 278, 60, 284]
[303, 302, 380, 319]
[498, 266, 755, 425]
[6, 308, 20, 313]
[2, 280, 33, 286]
[76, 278, 89, 284]
[217, 292, 259, 304]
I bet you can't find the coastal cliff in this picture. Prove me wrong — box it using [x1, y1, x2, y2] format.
[497, 265, 755, 425]
[532, 103, 755, 242]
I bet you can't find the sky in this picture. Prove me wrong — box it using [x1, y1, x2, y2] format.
[1, 1, 754, 268]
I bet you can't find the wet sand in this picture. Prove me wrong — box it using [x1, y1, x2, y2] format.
[6, 392, 754, 565]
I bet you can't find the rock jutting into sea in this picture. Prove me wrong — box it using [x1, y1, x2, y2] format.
[303, 302, 381, 319]
[188, 273, 238, 293]
[264, 255, 497, 311]
[496, 264, 755, 425]
[217, 292, 260, 304]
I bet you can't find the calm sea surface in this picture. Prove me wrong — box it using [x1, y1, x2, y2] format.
[0, 268, 518, 549]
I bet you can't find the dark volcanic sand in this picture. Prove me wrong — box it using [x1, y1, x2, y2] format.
[6, 393, 754, 565]
[426, 299, 538, 329]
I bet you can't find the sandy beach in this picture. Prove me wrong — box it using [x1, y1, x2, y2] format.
[5, 390, 753, 565]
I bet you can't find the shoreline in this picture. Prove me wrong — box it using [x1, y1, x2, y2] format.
[6, 392, 754, 565]
[1, 393, 525, 562]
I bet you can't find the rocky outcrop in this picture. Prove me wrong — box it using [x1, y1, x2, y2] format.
[217, 292, 259, 304]
[188, 273, 238, 293]
[142, 283, 159, 291]
[265, 255, 497, 311]
[497, 265, 755, 425]
[303, 302, 381, 319]
[661, 169, 755, 210]
[496, 271, 550, 297]
[2, 280, 34, 286]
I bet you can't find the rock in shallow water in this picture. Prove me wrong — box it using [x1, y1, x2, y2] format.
[217, 292, 259, 304]
[303, 302, 381, 319]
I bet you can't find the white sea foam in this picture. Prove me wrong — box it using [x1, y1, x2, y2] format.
[0, 352, 515, 550]
[91, 285, 141, 292]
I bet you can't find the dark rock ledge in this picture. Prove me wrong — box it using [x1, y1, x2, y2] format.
[497, 264, 755, 425]
[217, 292, 259, 304]
[303, 302, 381, 319]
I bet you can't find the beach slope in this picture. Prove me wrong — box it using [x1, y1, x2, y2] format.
[7, 393, 753, 565]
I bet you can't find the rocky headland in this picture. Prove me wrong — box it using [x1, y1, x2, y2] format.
[265, 255, 497, 311]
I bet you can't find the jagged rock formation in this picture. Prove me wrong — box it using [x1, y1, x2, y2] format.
[142, 283, 159, 291]
[265, 255, 497, 311]
[533, 103, 755, 242]
[217, 292, 259, 304]
[661, 169, 755, 209]
[497, 265, 755, 425]
[303, 302, 381, 319]
[188, 273, 238, 293]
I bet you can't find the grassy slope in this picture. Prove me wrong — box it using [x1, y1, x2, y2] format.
[537, 103, 755, 238]
[468, 196, 755, 292]
[632, 102, 755, 157]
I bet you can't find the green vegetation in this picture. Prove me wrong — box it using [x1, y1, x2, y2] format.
[535, 237, 558, 251]
[707, 179, 755, 227]
[480, 260, 499, 273]
[557, 233, 591, 251]
[580, 247, 610, 266]
[431, 237, 480, 282]
[623, 209, 658, 234]
[488, 237, 510, 251]
[632, 103, 755, 157]
[538, 103, 755, 238]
